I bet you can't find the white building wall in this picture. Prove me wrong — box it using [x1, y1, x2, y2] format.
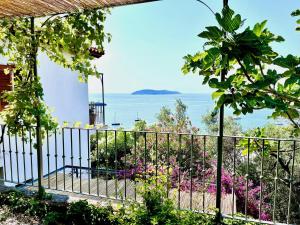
[0, 53, 89, 125]
[38, 52, 90, 125]
[0, 53, 91, 184]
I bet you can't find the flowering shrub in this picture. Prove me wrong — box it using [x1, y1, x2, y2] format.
[90, 101, 292, 222]
[117, 158, 272, 221]
[206, 168, 271, 221]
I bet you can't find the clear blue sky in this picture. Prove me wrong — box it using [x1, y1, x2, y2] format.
[88, 0, 300, 94]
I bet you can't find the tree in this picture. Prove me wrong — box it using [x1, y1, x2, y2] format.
[202, 111, 242, 170]
[291, 9, 300, 31]
[156, 99, 195, 133]
[183, 6, 300, 222]
[182, 6, 300, 133]
[0, 10, 110, 137]
[202, 110, 241, 136]
[238, 125, 300, 222]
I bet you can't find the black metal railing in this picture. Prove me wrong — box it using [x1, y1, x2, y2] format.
[0, 125, 299, 224]
[89, 102, 106, 125]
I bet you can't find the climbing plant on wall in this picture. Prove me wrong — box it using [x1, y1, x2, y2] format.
[0, 9, 110, 136]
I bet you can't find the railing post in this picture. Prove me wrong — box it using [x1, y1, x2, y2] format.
[31, 17, 43, 197]
[100, 74, 105, 125]
[36, 121, 43, 196]
[0, 166, 3, 185]
[216, 114, 224, 222]
[0, 125, 4, 185]
[216, 0, 229, 222]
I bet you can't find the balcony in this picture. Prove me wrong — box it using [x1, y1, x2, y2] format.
[89, 102, 107, 126]
[0, 125, 299, 224]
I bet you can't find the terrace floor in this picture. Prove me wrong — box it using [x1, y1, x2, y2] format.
[4, 171, 236, 214]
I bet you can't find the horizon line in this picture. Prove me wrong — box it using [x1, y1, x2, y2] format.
[89, 92, 212, 94]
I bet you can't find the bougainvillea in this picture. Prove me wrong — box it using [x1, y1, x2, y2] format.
[117, 157, 271, 220]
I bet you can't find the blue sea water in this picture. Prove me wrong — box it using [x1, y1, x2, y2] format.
[0, 93, 279, 185]
[89, 93, 275, 131]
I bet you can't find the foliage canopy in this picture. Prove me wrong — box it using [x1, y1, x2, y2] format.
[292, 9, 300, 31]
[0, 9, 110, 136]
[183, 6, 300, 132]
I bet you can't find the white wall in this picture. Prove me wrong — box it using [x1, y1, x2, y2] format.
[1, 53, 91, 184]
[0, 53, 90, 125]
[38, 52, 89, 125]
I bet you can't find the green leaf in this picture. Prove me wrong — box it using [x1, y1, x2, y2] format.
[181, 64, 190, 75]
[212, 91, 224, 99]
[203, 76, 210, 84]
[215, 13, 222, 27]
[208, 78, 219, 88]
[284, 75, 299, 87]
[198, 26, 223, 41]
[274, 55, 299, 68]
[218, 6, 242, 32]
[216, 94, 226, 108]
[222, 6, 235, 24]
[242, 148, 248, 156]
[277, 83, 284, 92]
[192, 52, 207, 62]
[253, 20, 267, 36]
[291, 9, 300, 16]
[275, 35, 285, 42]
[230, 14, 242, 31]
[287, 108, 299, 119]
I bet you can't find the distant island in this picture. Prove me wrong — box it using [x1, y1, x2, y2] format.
[132, 89, 181, 95]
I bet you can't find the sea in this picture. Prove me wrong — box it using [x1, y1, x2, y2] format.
[0, 93, 282, 185]
[89, 93, 278, 131]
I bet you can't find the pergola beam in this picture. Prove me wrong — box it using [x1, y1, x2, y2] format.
[0, 0, 159, 18]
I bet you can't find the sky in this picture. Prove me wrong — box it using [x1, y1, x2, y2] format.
[88, 0, 300, 94]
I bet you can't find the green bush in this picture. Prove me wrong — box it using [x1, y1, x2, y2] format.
[179, 211, 215, 225]
[90, 129, 134, 171]
[43, 211, 65, 225]
[0, 189, 264, 225]
[0, 190, 31, 214]
[67, 200, 113, 225]
[133, 189, 179, 225]
[131, 176, 179, 225]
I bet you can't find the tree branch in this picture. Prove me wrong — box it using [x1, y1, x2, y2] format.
[41, 15, 58, 27]
[270, 153, 291, 176]
[286, 111, 300, 129]
[260, 88, 300, 105]
[258, 61, 265, 76]
[236, 58, 255, 84]
[195, 0, 216, 15]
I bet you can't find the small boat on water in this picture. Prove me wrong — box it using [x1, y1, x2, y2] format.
[233, 116, 241, 120]
[275, 121, 284, 126]
[111, 113, 121, 126]
[134, 112, 141, 122]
